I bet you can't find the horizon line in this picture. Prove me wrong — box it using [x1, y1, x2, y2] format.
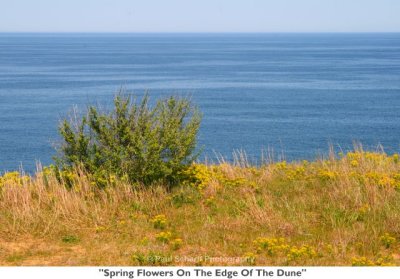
[1, 31, 400, 34]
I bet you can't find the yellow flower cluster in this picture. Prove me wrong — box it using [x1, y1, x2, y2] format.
[150, 214, 168, 229]
[285, 165, 307, 181]
[375, 256, 395, 266]
[253, 237, 318, 262]
[170, 238, 183, 250]
[365, 152, 389, 163]
[42, 165, 56, 177]
[267, 151, 400, 185]
[150, 214, 184, 250]
[274, 161, 288, 170]
[356, 204, 370, 220]
[57, 169, 88, 189]
[253, 237, 289, 255]
[61, 170, 77, 182]
[181, 163, 257, 191]
[317, 169, 338, 181]
[286, 245, 317, 262]
[272, 160, 341, 183]
[350, 160, 359, 167]
[221, 176, 247, 188]
[378, 176, 397, 188]
[246, 166, 262, 177]
[346, 151, 399, 167]
[0, 171, 30, 188]
[352, 256, 394, 266]
[380, 233, 396, 249]
[363, 172, 400, 190]
[155, 231, 172, 243]
[210, 164, 249, 188]
[180, 164, 212, 191]
[351, 256, 374, 266]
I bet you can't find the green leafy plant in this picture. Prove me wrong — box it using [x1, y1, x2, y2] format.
[61, 235, 80, 244]
[55, 93, 202, 187]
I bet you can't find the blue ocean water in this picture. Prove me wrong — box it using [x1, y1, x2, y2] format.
[1, 33, 400, 171]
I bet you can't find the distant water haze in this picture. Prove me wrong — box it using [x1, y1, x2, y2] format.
[1, 33, 400, 171]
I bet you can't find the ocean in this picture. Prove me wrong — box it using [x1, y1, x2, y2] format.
[1, 33, 400, 171]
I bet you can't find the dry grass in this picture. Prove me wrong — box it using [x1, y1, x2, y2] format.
[1, 150, 400, 266]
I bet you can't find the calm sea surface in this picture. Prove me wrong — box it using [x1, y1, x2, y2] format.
[1, 33, 400, 171]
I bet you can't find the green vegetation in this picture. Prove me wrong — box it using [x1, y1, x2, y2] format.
[56, 94, 201, 187]
[1, 150, 400, 266]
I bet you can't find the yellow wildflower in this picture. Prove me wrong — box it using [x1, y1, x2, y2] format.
[170, 238, 183, 250]
[380, 233, 396, 249]
[155, 231, 172, 243]
[150, 214, 167, 229]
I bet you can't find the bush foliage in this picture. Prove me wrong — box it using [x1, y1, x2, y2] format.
[55, 93, 202, 187]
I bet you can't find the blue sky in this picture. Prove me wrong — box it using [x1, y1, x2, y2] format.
[1, 0, 399, 32]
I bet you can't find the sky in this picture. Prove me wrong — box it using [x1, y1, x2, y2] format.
[0, 0, 399, 33]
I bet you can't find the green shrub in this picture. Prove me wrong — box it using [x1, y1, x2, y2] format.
[55, 93, 202, 187]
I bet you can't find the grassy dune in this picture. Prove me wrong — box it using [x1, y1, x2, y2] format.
[0, 150, 400, 266]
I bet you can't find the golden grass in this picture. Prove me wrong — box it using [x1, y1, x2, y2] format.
[1, 150, 400, 266]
